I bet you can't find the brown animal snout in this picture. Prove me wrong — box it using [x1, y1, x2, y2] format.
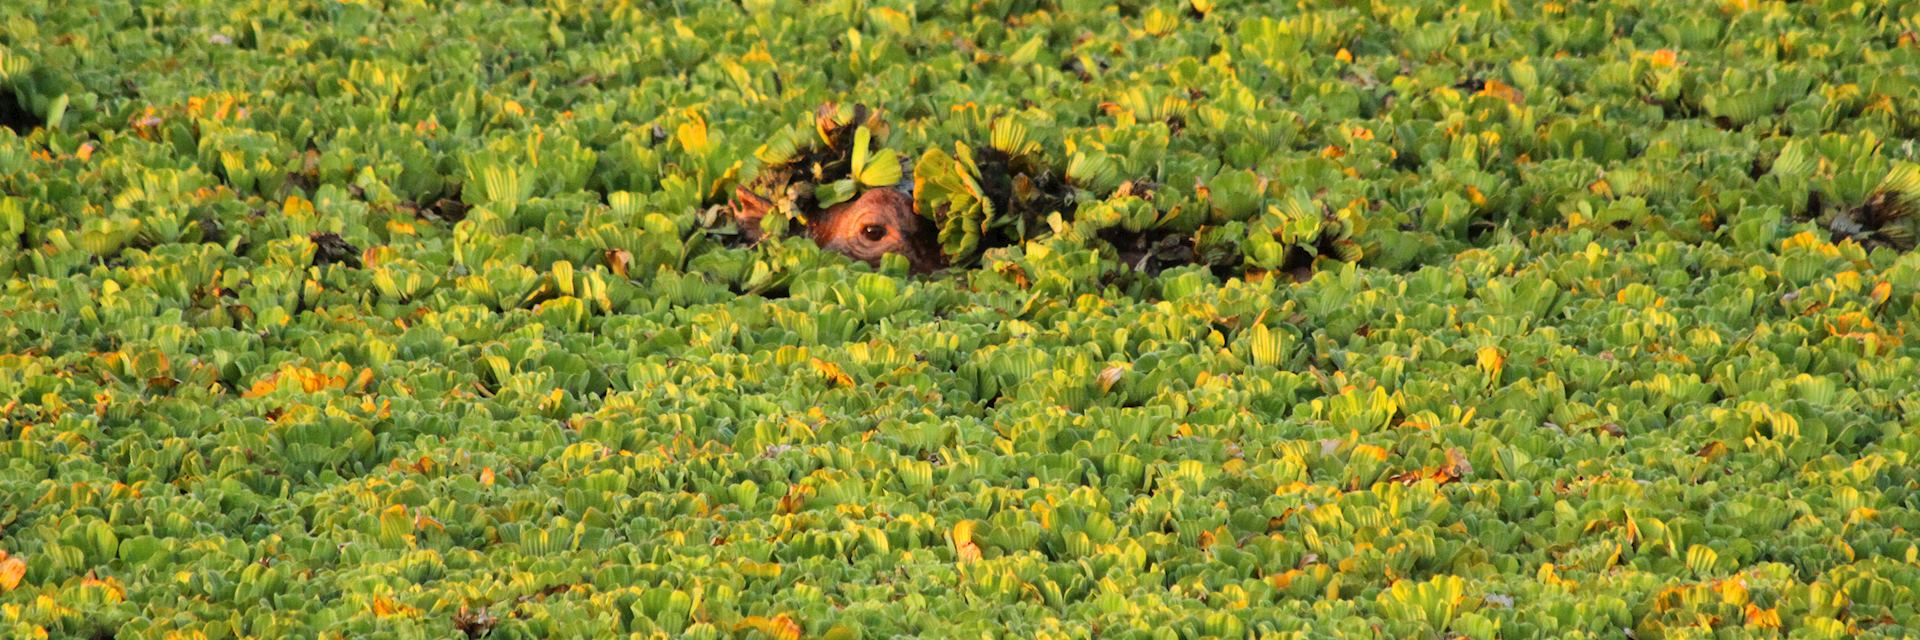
[731, 186, 945, 273]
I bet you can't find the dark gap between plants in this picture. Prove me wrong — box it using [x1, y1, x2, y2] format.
[0, 88, 43, 133]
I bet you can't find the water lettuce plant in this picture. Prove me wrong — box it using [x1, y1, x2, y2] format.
[3, 0, 1920, 638]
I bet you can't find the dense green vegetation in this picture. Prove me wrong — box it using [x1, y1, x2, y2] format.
[4, 0, 1920, 637]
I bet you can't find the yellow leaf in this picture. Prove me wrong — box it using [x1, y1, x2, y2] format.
[738, 559, 783, 579]
[80, 574, 125, 603]
[286, 195, 316, 220]
[952, 520, 983, 563]
[1352, 444, 1389, 461]
[1537, 562, 1572, 587]
[677, 114, 711, 156]
[1477, 346, 1505, 382]
[1785, 231, 1826, 252]
[952, 520, 976, 546]
[737, 615, 803, 640]
[1715, 577, 1750, 605]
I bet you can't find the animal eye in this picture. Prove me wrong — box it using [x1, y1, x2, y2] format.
[861, 224, 887, 242]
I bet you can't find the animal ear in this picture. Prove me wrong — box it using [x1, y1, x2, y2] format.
[731, 186, 774, 242]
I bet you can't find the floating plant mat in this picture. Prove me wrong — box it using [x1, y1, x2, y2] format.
[3, 0, 1920, 638]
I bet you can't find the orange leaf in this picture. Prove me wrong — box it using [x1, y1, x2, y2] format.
[776, 484, 813, 515]
[812, 358, 854, 388]
[1444, 448, 1473, 478]
[1466, 185, 1488, 207]
[605, 249, 633, 279]
[0, 552, 25, 591]
[1695, 441, 1728, 459]
[372, 595, 420, 618]
[1386, 469, 1428, 485]
[1478, 80, 1525, 105]
[350, 368, 375, 392]
[1744, 603, 1781, 629]
[242, 378, 279, 398]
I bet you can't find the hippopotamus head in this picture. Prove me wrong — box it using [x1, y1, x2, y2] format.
[731, 185, 945, 273]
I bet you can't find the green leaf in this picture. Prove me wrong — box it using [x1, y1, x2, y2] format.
[851, 125, 873, 179]
[816, 178, 857, 209]
[857, 148, 901, 187]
